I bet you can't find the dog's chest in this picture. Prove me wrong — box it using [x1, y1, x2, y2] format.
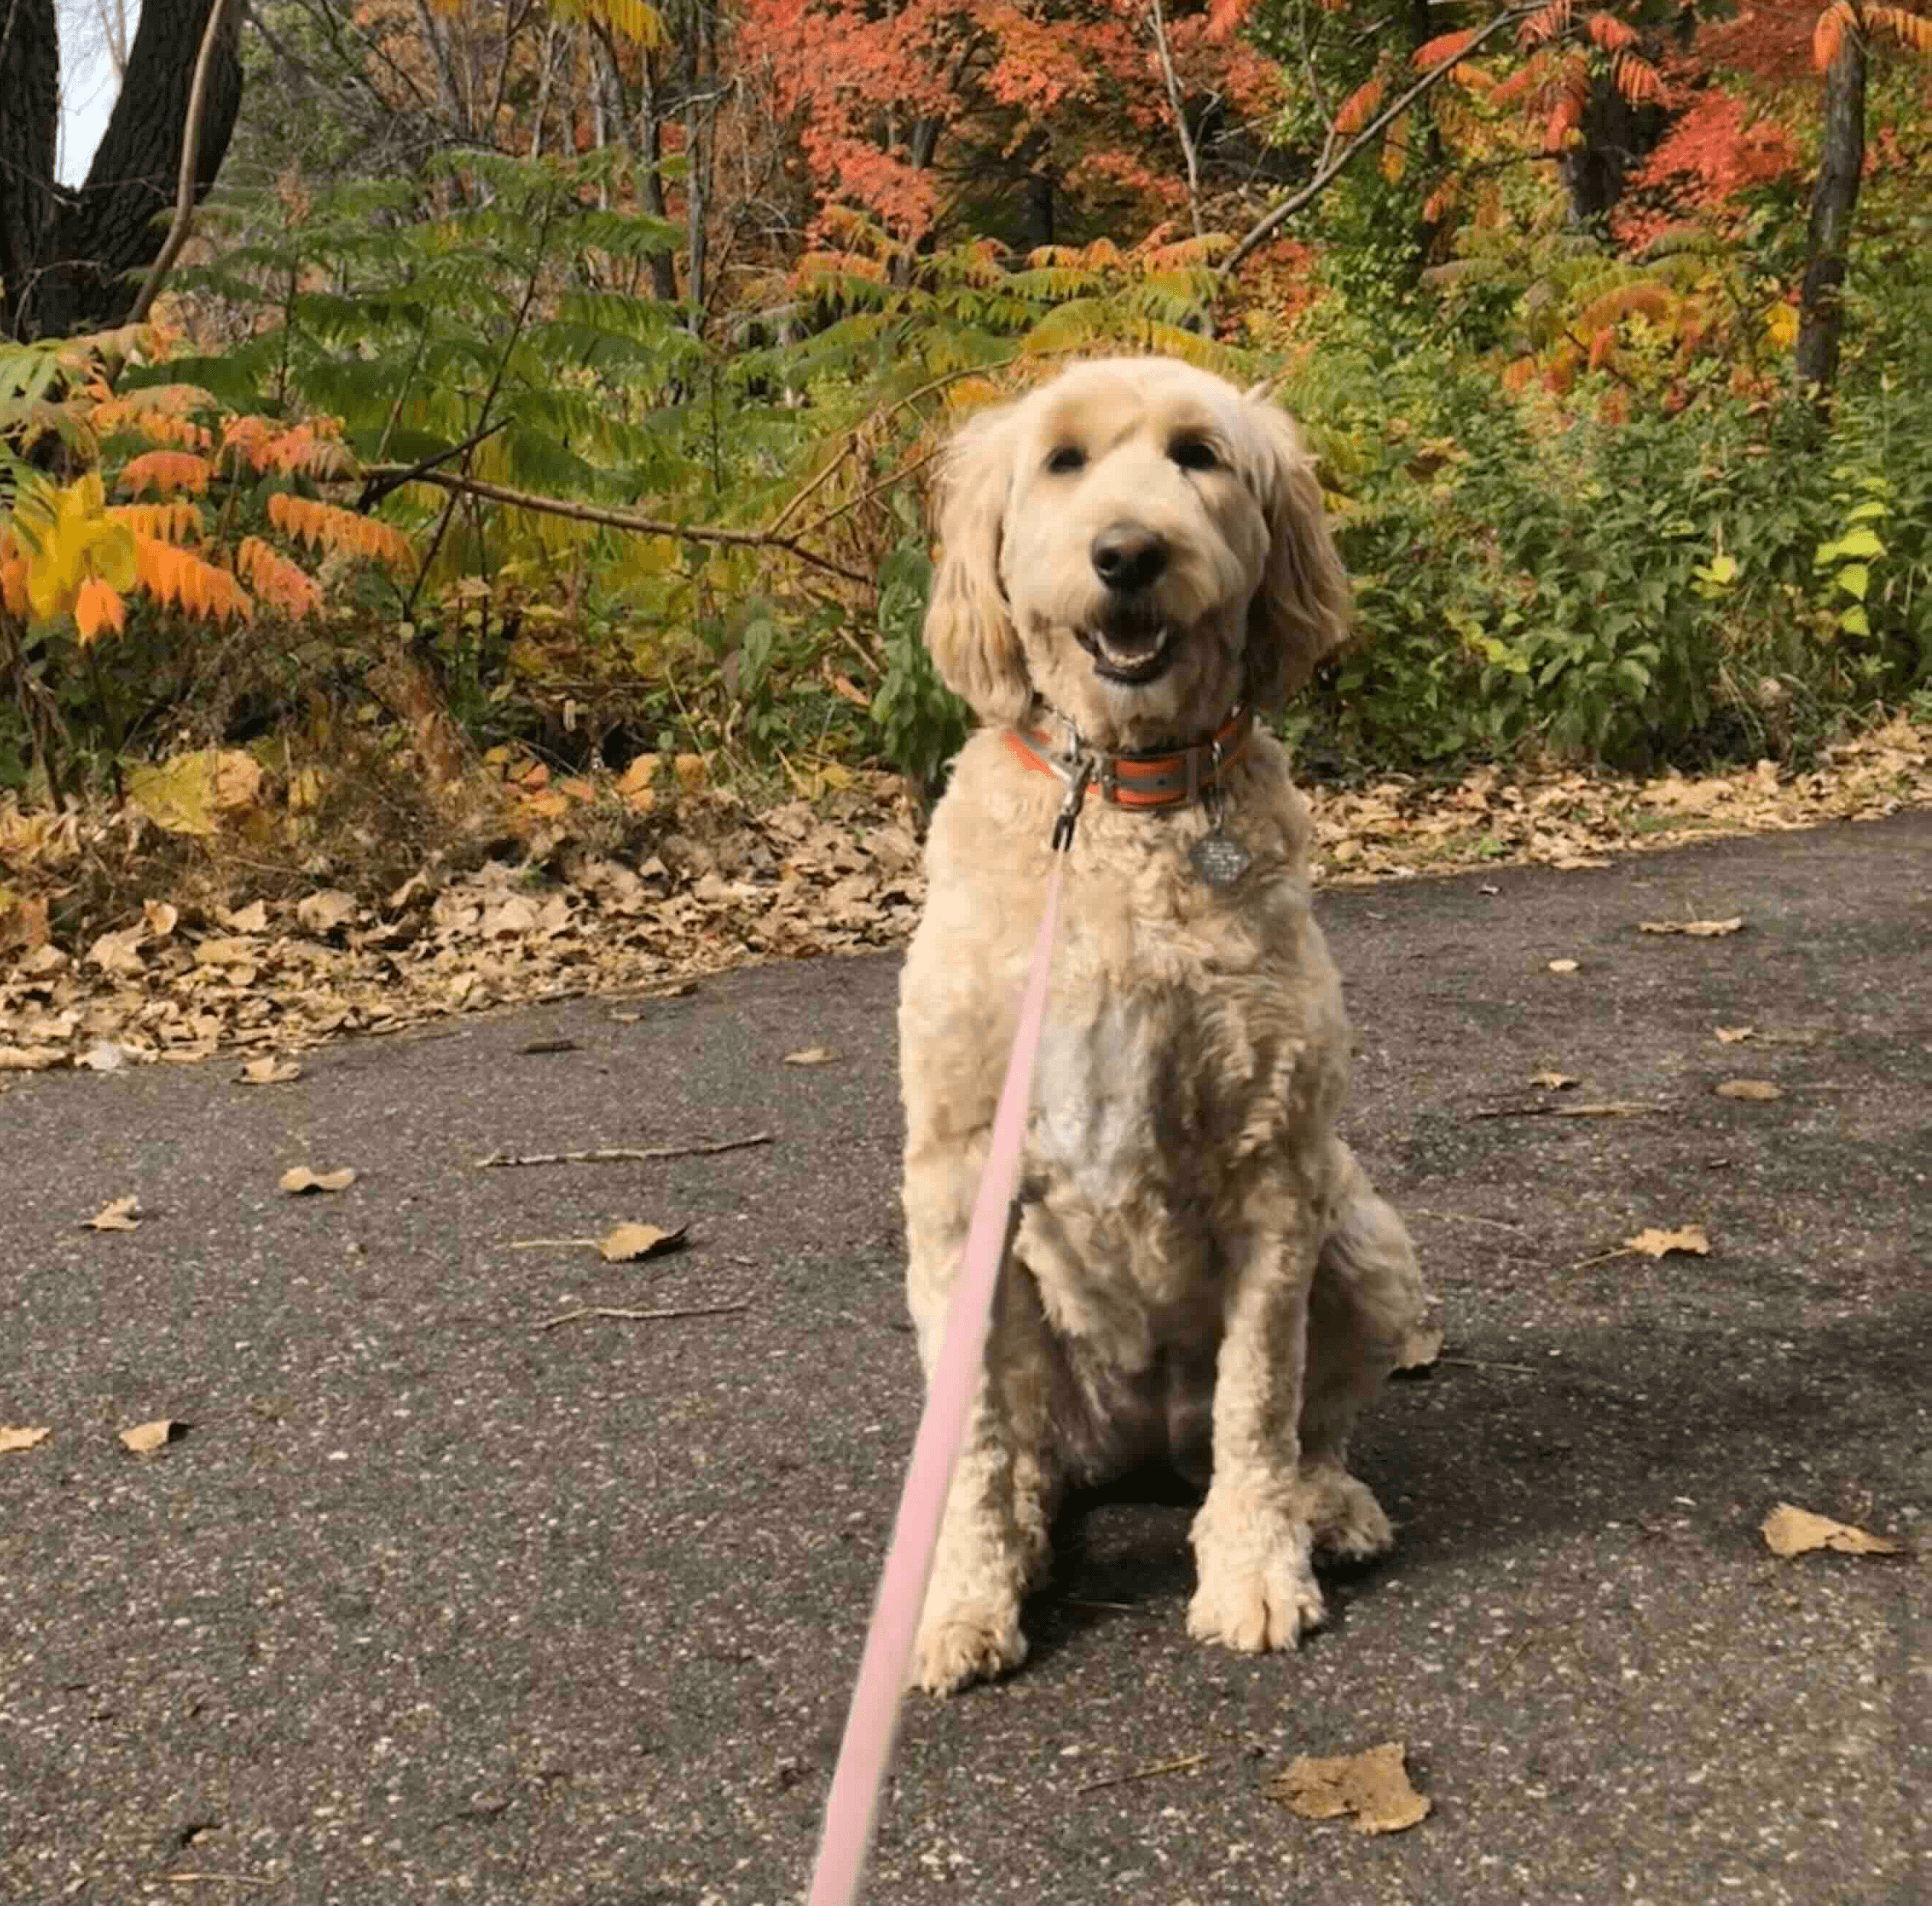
[1028, 962, 1304, 1214]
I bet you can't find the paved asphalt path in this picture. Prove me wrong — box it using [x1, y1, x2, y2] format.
[4, 811, 1928, 1905]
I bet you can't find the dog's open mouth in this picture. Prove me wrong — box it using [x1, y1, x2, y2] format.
[1075, 620, 1177, 686]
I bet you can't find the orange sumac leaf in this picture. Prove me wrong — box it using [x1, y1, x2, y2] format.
[1870, 5, 1932, 49]
[1519, 0, 1575, 46]
[1613, 50, 1666, 103]
[266, 493, 416, 576]
[108, 500, 205, 544]
[1813, 1, 1853, 67]
[1335, 73, 1387, 136]
[1585, 9, 1639, 49]
[1, 550, 29, 619]
[119, 450, 214, 499]
[133, 533, 254, 626]
[1413, 27, 1480, 67]
[75, 576, 127, 644]
[236, 537, 325, 620]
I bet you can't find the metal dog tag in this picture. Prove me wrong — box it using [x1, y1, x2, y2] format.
[1189, 830, 1251, 887]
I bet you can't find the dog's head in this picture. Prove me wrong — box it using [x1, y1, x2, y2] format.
[923, 356, 1351, 746]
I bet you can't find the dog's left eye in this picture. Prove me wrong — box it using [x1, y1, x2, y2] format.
[1046, 445, 1087, 475]
[1169, 437, 1220, 473]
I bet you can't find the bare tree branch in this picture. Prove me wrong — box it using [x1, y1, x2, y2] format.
[355, 465, 875, 587]
[1148, 0, 1204, 240]
[127, 0, 245, 324]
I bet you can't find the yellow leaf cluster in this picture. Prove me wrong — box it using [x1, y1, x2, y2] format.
[4, 474, 138, 641]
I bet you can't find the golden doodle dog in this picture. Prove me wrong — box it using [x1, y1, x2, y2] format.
[897, 356, 1427, 1695]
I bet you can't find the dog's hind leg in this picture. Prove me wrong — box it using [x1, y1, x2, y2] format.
[1298, 1141, 1426, 1561]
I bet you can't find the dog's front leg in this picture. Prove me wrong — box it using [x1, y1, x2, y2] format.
[1187, 1205, 1327, 1654]
[904, 1160, 1059, 1695]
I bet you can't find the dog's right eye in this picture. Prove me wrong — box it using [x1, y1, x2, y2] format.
[1045, 445, 1086, 475]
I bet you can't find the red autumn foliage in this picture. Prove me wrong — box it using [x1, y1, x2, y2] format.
[737, 0, 1282, 242]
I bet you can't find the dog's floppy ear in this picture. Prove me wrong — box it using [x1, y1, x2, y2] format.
[1241, 396, 1352, 710]
[923, 403, 1031, 725]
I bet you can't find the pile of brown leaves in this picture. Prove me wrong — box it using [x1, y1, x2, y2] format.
[4, 715, 1928, 1075]
[1306, 715, 1932, 883]
[0, 789, 923, 1072]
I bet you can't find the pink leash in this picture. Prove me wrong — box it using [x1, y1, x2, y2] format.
[806, 769, 1087, 1906]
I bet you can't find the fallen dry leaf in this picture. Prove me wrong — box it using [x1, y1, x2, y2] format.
[1639, 916, 1744, 937]
[1, 1425, 52, 1454]
[296, 889, 361, 934]
[1715, 1025, 1755, 1044]
[82, 1195, 141, 1231]
[1269, 1742, 1431, 1835]
[238, 1057, 303, 1085]
[1715, 1079, 1783, 1101]
[597, 1222, 688, 1263]
[118, 1419, 182, 1455]
[783, 1047, 839, 1067]
[1529, 1071, 1578, 1091]
[1626, 1225, 1710, 1259]
[0, 1044, 64, 1071]
[279, 1166, 357, 1194]
[1393, 1323, 1445, 1374]
[1760, 1503, 1901, 1559]
[1546, 959, 1579, 974]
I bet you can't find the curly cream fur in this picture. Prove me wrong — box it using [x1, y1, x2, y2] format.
[899, 358, 1426, 1694]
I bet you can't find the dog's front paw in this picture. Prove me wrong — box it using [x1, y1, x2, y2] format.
[912, 1600, 1028, 1695]
[1305, 1465, 1394, 1563]
[1188, 1497, 1324, 1654]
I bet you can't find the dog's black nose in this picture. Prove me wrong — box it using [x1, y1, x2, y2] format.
[1091, 523, 1169, 593]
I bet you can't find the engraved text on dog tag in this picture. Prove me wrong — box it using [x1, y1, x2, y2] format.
[1189, 831, 1251, 887]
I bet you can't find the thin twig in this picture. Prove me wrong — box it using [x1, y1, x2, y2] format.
[1436, 1356, 1544, 1376]
[1076, 1750, 1211, 1794]
[1471, 1101, 1660, 1120]
[1148, 0, 1205, 240]
[355, 420, 507, 513]
[1408, 1206, 1526, 1233]
[508, 1237, 601, 1251]
[159, 1876, 277, 1889]
[353, 466, 873, 589]
[476, 1133, 770, 1168]
[537, 1301, 749, 1330]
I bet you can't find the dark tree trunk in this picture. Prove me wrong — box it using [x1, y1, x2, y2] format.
[631, 43, 684, 304]
[0, 0, 242, 340]
[1021, 171, 1055, 251]
[1406, 0, 1448, 258]
[0, 0, 62, 323]
[1559, 80, 1668, 227]
[1795, 19, 1867, 397]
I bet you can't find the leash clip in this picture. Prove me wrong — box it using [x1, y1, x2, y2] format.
[1050, 752, 1093, 853]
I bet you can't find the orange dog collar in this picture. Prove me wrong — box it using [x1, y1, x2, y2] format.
[1004, 705, 1253, 812]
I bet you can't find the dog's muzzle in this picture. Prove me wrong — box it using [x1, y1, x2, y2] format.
[1081, 523, 1178, 684]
